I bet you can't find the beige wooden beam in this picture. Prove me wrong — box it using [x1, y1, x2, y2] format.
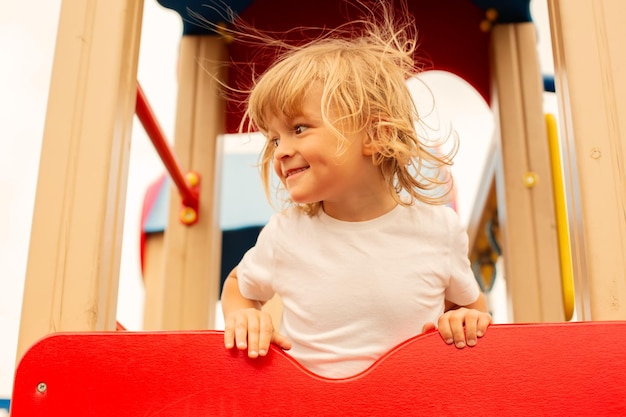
[547, 0, 626, 320]
[144, 35, 225, 330]
[142, 233, 166, 330]
[490, 23, 564, 322]
[16, 0, 144, 361]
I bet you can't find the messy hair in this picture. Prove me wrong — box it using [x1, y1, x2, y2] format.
[199, 1, 458, 215]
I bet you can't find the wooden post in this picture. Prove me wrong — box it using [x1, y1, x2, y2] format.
[16, 0, 144, 361]
[144, 35, 225, 330]
[490, 23, 564, 322]
[547, 0, 626, 320]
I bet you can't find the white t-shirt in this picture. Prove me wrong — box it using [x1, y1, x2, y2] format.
[237, 202, 480, 378]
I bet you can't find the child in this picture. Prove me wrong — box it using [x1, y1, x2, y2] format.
[220, 0, 491, 379]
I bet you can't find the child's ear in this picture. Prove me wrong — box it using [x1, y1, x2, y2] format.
[361, 123, 376, 156]
[362, 134, 375, 156]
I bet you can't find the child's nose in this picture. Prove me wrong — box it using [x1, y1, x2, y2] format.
[274, 137, 294, 159]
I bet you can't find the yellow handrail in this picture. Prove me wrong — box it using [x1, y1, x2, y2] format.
[545, 113, 575, 320]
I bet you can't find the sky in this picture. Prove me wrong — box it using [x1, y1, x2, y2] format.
[0, 0, 555, 402]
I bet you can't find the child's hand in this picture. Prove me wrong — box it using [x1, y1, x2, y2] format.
[422, 308, 492, 348]
[223, 308, 292, 358]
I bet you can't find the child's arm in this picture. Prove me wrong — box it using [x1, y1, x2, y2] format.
[221, 267, 292, 358]
[423, 293, 492, 348]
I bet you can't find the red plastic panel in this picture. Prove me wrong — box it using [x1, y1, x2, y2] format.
[223, 0, 491, 133]
[10, 322, 626, 416]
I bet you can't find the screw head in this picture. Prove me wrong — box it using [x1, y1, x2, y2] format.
[523, 172, 538, 188]
[185, 172, 199, 187]
[37, 382, 47, 393]
[180, 207, 198, 224]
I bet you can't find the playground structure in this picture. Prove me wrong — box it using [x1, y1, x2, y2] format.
[9, 0, 626, 414]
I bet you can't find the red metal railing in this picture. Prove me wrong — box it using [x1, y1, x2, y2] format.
[135, 82, 200, 225]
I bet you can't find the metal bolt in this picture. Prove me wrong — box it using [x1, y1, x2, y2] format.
[37, 382, 47, 393]
[523, 172, 538, 188]
[186, 172, 199, 187]
[590, 147, 601, 160]
[180, 207, 198, 224]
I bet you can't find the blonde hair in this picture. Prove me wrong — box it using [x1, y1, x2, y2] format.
[227, 1, 457, 215]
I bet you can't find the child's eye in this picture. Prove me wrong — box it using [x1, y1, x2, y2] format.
[270, 138, 280, 148]
[294, 125, 308, 135]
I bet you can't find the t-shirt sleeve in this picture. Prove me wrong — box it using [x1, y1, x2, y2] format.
[444, 209, 481, 306]
[236, 216, 277, 302]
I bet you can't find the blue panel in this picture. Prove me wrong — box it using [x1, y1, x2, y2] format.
[543, 74, 555, 93]
[143, 178, 169, 233]
[470, 0, 532, 23]
[143, 152, 274, 233]
[156, 0, 254, 35]
[219, 153, 274, 230]
[0, 399, 10, 413]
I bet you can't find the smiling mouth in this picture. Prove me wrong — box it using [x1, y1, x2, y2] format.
[285, 167, 309, 178]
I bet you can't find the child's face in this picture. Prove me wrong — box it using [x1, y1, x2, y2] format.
[265, 85, 379, 209]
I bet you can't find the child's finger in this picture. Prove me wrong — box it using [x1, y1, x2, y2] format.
[223, 317, 236, 349]
[244, 313, 261, 358]
[463, 312, 479, 347]
[257, 314, 275, 356]
[436, 316, 454, 345]
[476, 313, 492, 337]
[233, 313, 251, 353]
[271, 331, 292, 351]
[448, 314, 467, 348]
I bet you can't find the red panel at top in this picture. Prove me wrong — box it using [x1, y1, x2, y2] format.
[224, 0, 490, 133]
